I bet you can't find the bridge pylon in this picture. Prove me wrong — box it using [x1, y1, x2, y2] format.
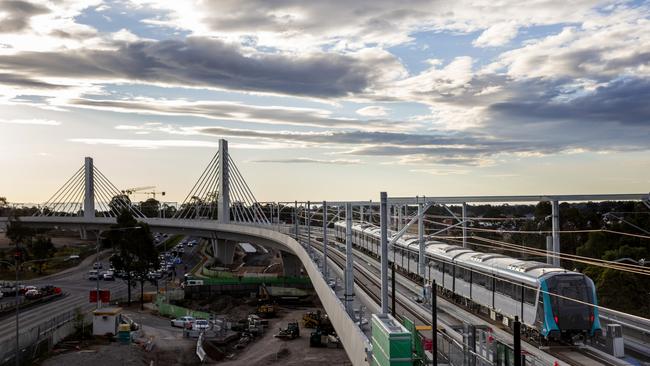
[173, 139, 268, 224]
[34, 157, 144, 218]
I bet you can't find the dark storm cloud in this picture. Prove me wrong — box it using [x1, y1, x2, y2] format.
[491, 77, 650, 125]
[0, 1, 50, 33]
[0, 37, 391, 97]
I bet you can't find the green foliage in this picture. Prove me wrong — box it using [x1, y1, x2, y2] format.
[30, 236, 56, 273]
[107, 209, 159, 307]
[6, 217, 34, 244]
[592, 267, 650, 317]
[140, 198, 160, 218]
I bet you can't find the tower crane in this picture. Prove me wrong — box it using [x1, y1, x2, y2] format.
[121, 186, 166, 199]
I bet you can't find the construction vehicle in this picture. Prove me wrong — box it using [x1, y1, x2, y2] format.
[302, 310, 334, 333]
[257, 303, 276, 318]
[302, 310, 322, 328]
[275, 321, 300, 340]
[257, 284, 277, 318]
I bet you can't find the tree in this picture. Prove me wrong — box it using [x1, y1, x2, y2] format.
[31, 236, 55, 274]
[107, 209, 159, 309]
[140, 198, 160, 218]
[6, 217, 33, 245]
[109, 194, 133, 215]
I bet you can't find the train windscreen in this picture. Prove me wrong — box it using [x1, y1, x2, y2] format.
[547, 275, 592, 331]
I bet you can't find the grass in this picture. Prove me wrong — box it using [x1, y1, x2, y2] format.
[0, 244, 94, 281]
[159, 234, 183, 252]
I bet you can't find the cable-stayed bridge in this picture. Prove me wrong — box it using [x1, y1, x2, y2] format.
[2, 139, 650, 366]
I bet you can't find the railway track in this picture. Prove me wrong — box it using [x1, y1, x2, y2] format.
[293, 230, 627, 366]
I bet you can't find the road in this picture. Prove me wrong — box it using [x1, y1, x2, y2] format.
[0, 234, 200, 347]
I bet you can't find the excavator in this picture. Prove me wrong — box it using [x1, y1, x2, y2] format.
[256, 284, 277, 318]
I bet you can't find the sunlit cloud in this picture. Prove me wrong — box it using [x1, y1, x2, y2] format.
[68, 138, 218, 149]
[0, 118, 61, 126]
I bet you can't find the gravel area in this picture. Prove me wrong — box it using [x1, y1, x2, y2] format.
[42, 343, 149, 366]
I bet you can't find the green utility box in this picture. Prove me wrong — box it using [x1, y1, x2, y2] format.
[371, 314, 413, 366]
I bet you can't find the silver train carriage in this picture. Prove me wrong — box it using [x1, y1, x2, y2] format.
[333, 221, 601, 340]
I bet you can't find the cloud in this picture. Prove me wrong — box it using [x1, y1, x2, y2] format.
[490, 77, 650, 126]
[68, 138, 218, 149]
[250, 158, 361, 165]
[473, 22, 518, 47]
[0, 37, 403, 98]
[356, 106, 390, 117]
[136, 0, 613, 51]
[0, 118, 61, 126]
[71, 98, 406, 130]
[0, 1, 50, 33]
[0, 73, 67, 89]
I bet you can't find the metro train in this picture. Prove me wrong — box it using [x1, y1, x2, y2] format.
[333, 221, 602, 341]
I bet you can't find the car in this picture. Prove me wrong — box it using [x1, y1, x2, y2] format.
[88, 270, 99, 280]
[93, 262, 103, 269]
[24, 289, 40, 299]
[192, 319, 211, 331]
[67, 254, 80, 261]
[103, 272, 115, 281]
[170, 316, 195, 328]
[23, 285, 37, 293]
[179, 247, 185, 253]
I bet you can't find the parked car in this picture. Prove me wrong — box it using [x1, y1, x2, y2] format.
[192, 319, 211, 331]
[21, 285, 37, 294]
[93, 262, 103, 269]
[24, 289, 40, 299]
[170, 316, 195, 328]
[103, 272, 115, 281]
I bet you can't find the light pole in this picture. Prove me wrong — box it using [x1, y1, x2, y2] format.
[95, 226, 142, 309]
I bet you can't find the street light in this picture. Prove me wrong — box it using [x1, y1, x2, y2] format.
[95, 226, 142, 309]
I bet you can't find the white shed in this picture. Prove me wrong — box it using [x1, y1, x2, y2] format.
[92, 307, 122, 336]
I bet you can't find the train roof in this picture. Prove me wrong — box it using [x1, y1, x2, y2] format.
[338, 220, 576, 283]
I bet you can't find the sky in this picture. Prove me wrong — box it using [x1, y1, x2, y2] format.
[1, 0, 649, 204]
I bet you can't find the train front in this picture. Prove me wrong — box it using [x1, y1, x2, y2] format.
[540, 273, 602, 340]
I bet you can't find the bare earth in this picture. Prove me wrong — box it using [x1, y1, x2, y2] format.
[42, 304, 351, 366]
[215, 307, 352, 366]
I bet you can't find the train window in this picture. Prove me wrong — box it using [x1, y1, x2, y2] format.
[513, 284, 522, 301]
[524, 288, 536, 304]
[444, 262, 453, 276]
[463, 268, 472, 282]
[496, 280, 513, 297]
[475, 272, 486, 287]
